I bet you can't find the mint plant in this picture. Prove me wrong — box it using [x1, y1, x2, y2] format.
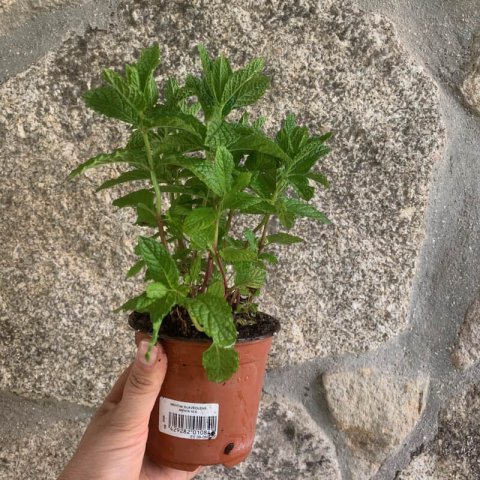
[69, 44, 331, 382]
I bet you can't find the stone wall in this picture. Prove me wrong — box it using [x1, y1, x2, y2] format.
[0, 0, 479, 479]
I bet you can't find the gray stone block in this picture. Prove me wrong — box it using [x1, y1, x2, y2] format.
[0, 0, 444, 407]
[398, 383, 480, 480]
[323, 368, 429, 479]
[198, 393, 341, 479]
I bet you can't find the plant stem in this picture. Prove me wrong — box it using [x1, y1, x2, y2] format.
[258, 214, 271, 251]
[199, 253, 213, 293]
[142, 131, 168, 248]
[213, 247, 229, 295]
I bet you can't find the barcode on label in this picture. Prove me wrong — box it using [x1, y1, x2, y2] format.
[168, 412, 217, 432]
[159, 397, 219, 440]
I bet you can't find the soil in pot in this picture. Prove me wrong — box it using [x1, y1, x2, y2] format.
[130, 308, 280, 472]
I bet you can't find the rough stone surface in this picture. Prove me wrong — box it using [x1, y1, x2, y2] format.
[453, 290, 480, 369]
[461, 36, 480, 114]
[398, 383, 480, 480]
[0, 391, 91, 479]
[323, 368, 429, 479]
[197, 394, 341, 480]
[0, 0, 444, 407]
[0, 0, 87, 35]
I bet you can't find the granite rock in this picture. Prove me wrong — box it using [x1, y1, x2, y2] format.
[0, 0, 87, 36]
[398, 383, 480, 480]
[461, 36, 480, 114]
[323, 368, 429, 479]
[0, 0, 443, 405]
[197, 394, 341, 480]
[452, 290, 480, 369]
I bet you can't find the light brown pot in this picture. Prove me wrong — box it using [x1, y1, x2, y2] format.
[135, 332, 273, 471]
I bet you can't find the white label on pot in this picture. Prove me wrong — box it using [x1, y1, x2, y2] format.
[159, 397, 219, 440]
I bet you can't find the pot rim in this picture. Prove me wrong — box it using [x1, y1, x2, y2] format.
[132, 330, 277, 345]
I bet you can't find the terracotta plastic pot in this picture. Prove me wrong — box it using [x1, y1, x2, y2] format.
[135, 332, 273, 471]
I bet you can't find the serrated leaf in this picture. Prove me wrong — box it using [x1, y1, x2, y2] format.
[211, 56, 232, 101]
[307, 171, 330, 188]
[202, 344, 239, 383]
[266, 233, 304, 245]
[233, 75, 270, 109]
[112, 189, 154, 209]
[205, 113, 241, 147]
[222, 57, 264, 105]
[146, 291, 178, 353]
[259, 252, 278, 264]
[197, 44, 213, 74]
[228, 127, 290, 163]
[146, 282, 169, 299]
[235, 262, 266, 289]
[222, 191, 275, 213]
[280, 198, 331, 224]
[207, 280, 225, 297]
[143, 109, 206, 140]
[136, 44, 160, 105]
[183, 207, 217, 249]
[126, 260, 145, 278]
[288, 175, 315, 200]
[186, 293, 236, 347]
[96, 169, 151, 191]
[182, 147, 234, 197]
[115, 292, 157, 313]
[232, 171, 252, 191]
[244, 229, 257, 249]
[220, 246, 257, 263]
[83, 87, 140, 124]
[138, 236, 179, 288]
[68, 148, 148, 179]
[102, 68, 146, 112]
[189, 254, 202, 282]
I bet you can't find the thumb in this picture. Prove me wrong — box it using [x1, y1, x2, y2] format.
[117, 340, 168, 428]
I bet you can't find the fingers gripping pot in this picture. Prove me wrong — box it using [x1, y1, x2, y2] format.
[135, 332, 274, 471]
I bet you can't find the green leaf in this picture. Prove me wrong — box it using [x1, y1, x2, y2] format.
[202, 344, 239, 383]
[266, 233, 304, 245]
[189, 254, 202, 282]
[186, 293, 237, 347]
[112, 189, 154, 209]
[232, 76, 270, 109]
[126, 260, 145, 278]
[146, 282, 169, 299]
[235, 263, 266, 289]
[183, 207, 217, 249]
[307, 171, 330, 188]
[68, 148, 148, 179]
[222, 192, 275, 213]
[136, 44, 160, 105]
[222, 57, 265, 105]
[115, 292, 156, 313]
[288, 175, 315, 200]
[228, 127, 290, 163]
[146, 291, 178, 354]
[143, 109, 206, 140]
[83, 87, 140, 124]
[278, 198, 331, 228]
[102, 68, 146, 112]
[197, 44, 214, 74]
[182, 147, 234, 197]
[205, 113, 240, 147]
[220, 246, 257, 263]
[207, 280, 225, 297]
[138, 236, 179, 288]
[96, 169, 151, 191]
[211, 56, 232, 101]
[259, 252, 278, 264]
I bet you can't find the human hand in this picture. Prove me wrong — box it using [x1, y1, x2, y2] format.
[59, 339, 202, 480]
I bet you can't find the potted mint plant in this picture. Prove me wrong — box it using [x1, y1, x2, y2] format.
[69, 43, 331, 471]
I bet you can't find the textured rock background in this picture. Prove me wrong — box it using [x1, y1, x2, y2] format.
[0, 0, 479, 479]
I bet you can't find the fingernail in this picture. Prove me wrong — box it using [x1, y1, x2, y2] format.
[137, 340, 158, 366]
